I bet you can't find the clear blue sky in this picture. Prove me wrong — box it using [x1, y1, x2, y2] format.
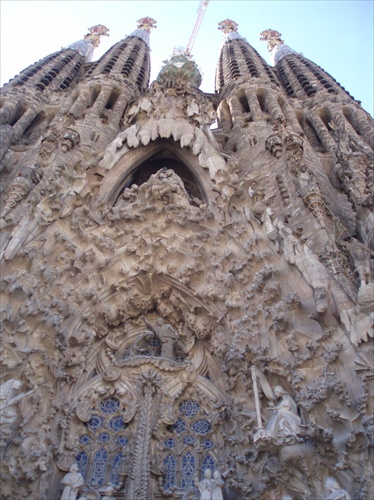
[1, 0, 373, 114]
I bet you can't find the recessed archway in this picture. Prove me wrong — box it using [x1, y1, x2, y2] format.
[97, 139, 212, 206]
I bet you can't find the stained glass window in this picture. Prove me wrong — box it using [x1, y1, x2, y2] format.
[183, 435, 195, 446]
[192, 419, 211, 435]
[87, 414, 104, 431]
[76, 396, 130, 489]
[110, 452, 123, 486]
[117, 435, 129, 446]
[79, 434, 91, 445]
[163, 454, 176, 490]
[91, 448, 107, 486]
[162, 399, 215, 493]
[201, 454, 215, 477]
[164, 438, 175, 449]
[181, 451, 196, 489]
[109, 416, 127, 432]
[179, 400, 200, 417]
[170, 417, 187, 434]
[98, 432, 110, 443]
[76, 450, 88, 479]
[203, 439, 213, 450]
[99, 397, 120, 414]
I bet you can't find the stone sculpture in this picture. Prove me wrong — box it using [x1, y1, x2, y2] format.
[195, 468, 214, 500]
[0, 13, 372, 500]
[212, 470, 225, 500]
[0, 379, 32, 440]
[61, 463, 85, 500]
[324, 477, 351, 500]
[265, 386, 302, 445]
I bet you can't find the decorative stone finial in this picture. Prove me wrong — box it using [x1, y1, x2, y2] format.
[218, 19, 239, 34]
[137, 17, 157, 32]
[84, 24, 110, 48]
[260, 29, 284, 52]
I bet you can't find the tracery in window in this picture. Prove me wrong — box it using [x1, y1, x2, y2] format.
[75, 396, 131, 488]
[162, 399, 216, 493]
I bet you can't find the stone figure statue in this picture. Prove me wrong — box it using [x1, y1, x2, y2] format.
[153, 318, 179, 359]
[212, 469, 225, 500]
[341, 239, 373, 287]
[195, 468, 214, 499]
[141, 318, 179, 360]
[61, 463, 85, 500]
[138, 168, 190, 207]
[265, 385, 302, 445]
[324, 477, 351, 500]
[0, 379, 32, 437]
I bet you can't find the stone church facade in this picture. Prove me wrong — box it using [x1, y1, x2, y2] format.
[0, 17, 373, 500]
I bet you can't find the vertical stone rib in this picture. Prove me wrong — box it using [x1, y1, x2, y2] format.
[307, 111, 337, 152]
[12, 108, 38, 141]
[0, 102, 17, 125]
[228, 95, 244, 126]
[245, 89, 262, 121]
[266, 89, 284, 122]
[127, 381, 156, 500]
[91, 87, 113, 116]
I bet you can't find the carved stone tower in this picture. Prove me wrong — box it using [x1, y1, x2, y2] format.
[0, 17, 373, 500]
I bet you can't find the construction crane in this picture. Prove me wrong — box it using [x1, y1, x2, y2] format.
[185, 0, 209, 56]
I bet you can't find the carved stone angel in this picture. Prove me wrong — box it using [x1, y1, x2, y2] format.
[265, 386, 302, 446]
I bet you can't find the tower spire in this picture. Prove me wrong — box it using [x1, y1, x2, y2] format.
[260, 28, 296, 64]
[68, 24, 109, 61]
[218, 19, 243, 41]
[128, 16, 157, 47]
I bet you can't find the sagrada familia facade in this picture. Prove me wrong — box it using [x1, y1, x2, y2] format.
[0, 16, 373, 500]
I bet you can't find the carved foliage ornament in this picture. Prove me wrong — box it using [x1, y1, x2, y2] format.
[260, 29, 284, 51]
[218, 19, 239, 34]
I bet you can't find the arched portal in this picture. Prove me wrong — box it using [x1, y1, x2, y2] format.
[114, 153, 204, 205]
[98, 139, 212, 206]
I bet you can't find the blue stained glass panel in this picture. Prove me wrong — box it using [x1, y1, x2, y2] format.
[203, 439, 213, 450]
[117, 435, 129, 446]
[109, 416, 127, 432]
[171, 418, 187, 434]
[183, 435, 195, 446]
[99, 397, 120, 414]
[87, 414, 104, 431]
[76, 450, 88, 479]
[179, 400, 200, 418]
[191, 419, 211, 435]
[201, 454, 215, 477]
[110, 452, 123, 486]
[164, 438, 175, 449]
[181, 451, 195, 489]
[163, 454, 176, 490]
[98, 432, 110, 443]
[91, 448, 107, 486]
[79, 434, 91, 445]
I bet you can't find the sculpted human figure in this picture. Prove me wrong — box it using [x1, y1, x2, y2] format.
[195, 468, 214, 500]
[138, 168, 189, 206]
[324, 477, 351, 500]
[154, 319, 179, 359]
[340, 239, 373, 287]
[0, 379, 31, 438]
[61, 463, 85, 500]
[265, 385, 302, 445]
[212, 469, 225, 500]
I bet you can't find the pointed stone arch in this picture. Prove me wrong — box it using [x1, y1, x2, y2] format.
[98, 139, 214, 206]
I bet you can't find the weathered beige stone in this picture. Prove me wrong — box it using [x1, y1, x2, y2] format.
[0, 17, 373, 500]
